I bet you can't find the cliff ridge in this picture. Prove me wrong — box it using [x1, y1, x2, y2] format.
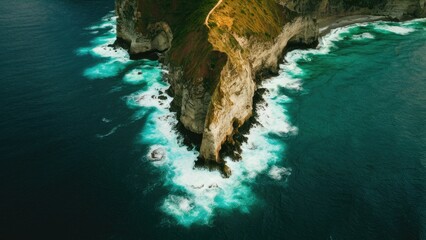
[115, 0, 426, 167]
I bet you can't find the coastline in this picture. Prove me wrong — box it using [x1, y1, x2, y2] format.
[318, 15, 392, 37]
[186, 14, 407, 164]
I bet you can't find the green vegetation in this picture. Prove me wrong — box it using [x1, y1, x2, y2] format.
[137, 0, 216, 45]
[133, 0, 288, 93]
[220, 0, 285, 40]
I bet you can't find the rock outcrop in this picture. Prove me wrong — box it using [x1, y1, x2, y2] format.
[115, 0, 426, 163]
[148, 147, 166, 161]
[115, 0, 173, 58]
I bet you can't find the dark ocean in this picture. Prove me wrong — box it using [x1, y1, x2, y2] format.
[1, 1, 425, 240]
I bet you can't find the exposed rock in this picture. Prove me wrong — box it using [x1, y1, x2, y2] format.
[149, 147, 166, 161]
[115, 0, 173, 58]
[208, 183, 219, 189]
[129, 22, 172, 55]
[221, 165, 232, 178]
[191, 184, 205, 189]
[180, 79, 212, 134]
[158, 95, 168, 101]
[200, 15, 319, 162]
[116, 0, 426, 164]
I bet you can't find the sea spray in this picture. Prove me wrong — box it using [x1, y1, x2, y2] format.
[77, 12, 425, 226]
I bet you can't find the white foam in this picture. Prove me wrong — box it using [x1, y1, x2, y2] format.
[77, 11, 130, 80]
[122, 54, 300, 225]
[78, 13, 425, 227]
[92, 45, 128, 59]
[123, 69, 144, 84]
[374, 24, 415, 35]
[156, 17, 425, 226]
[401, 18, 426, 30]
[147, 145, 168, 164]
[123, 66, 267, 225]
[352, 32, 375, 40]
[86, 13, 116, 30]
[123, 65, 162, 85]
[78, 11, 297, 226]
[86, 21, 115, 30]
[282, 26, 354, 66]
[126, 81, 170, 109]
[268, 166, 292, 180]
[83, 60, 127, 80]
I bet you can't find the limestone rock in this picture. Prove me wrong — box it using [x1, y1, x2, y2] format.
[221, 165, 232, 178]
[116, 0, 426, 164]
[115, 0, 172, 58]
[149, 147, 166, 161]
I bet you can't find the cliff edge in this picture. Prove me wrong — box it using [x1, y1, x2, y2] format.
[115, 0, 426, 165]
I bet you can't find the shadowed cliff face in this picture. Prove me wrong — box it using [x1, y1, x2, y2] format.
[116, 0, 426, 163]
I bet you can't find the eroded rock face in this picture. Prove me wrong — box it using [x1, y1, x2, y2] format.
[129, 22, 172, 54]
[200, 16, 319, 162]
[115, 0, 173, 58]
[116, 0, 426, 163]
[149, 147, 166, 161]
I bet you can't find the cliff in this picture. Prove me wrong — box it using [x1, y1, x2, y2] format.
[115, 0, 426, 165]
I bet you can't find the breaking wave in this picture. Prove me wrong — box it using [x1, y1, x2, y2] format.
[77, 12, 425, 226]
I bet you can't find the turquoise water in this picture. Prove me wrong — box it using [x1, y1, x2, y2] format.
[1, 1, 425, 238]
[78, 13, 426, 234]
[276, 19, 426, 239]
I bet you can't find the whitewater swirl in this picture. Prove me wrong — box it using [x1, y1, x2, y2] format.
[77, 12, 425, 226]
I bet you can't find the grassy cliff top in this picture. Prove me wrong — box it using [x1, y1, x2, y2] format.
[164, 0, 288, 93]
[136, 0, 216, 44]
[209, 0, 286, 41]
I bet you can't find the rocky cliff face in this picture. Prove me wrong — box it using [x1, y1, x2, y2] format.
[116, 0, 425, 164]
[115, 0, 173, 59]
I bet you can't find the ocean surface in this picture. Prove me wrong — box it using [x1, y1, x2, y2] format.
[1, 1, 425, 239]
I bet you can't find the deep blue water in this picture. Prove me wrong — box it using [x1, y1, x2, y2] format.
[1, 1, 425, 240]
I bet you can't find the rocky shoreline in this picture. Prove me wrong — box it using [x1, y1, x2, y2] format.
[115, 0, 426, 173]
[213, 16, 393, 173]
[318, 15, 392, 36]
